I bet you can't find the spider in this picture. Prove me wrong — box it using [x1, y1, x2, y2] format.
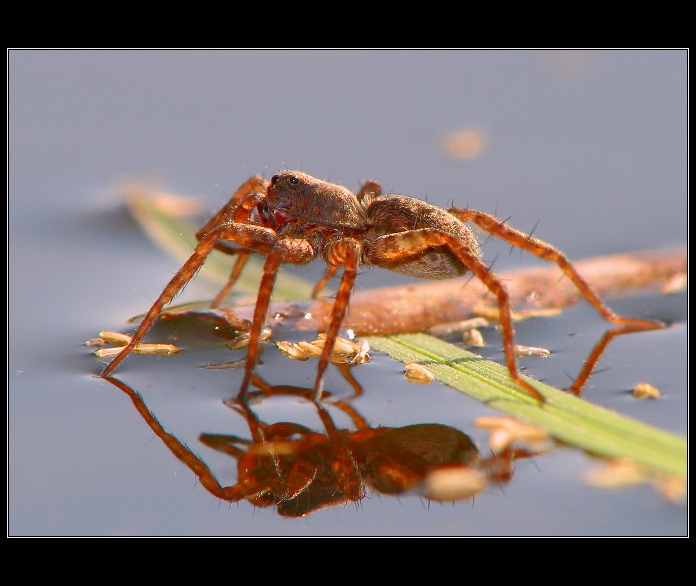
[100, 170, 661, 402]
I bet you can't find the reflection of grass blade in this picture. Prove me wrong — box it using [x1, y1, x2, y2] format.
[368, 333, 686, 479]
[126, 188, 316, 300]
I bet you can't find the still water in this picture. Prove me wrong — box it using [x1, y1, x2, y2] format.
[9, 49, 687, 536]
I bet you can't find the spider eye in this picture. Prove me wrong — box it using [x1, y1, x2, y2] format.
[289, 175, 299, 185]
[270, 175, 279, 185]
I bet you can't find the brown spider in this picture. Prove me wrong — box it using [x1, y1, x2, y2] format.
[101, 171, 661, 402]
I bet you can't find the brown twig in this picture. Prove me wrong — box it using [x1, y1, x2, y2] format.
[210, 246, 685, 337]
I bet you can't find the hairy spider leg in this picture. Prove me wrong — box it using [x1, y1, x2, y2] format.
[195, 176, 268, 246]
[101, 193, 275, 378]
[311, 265, 338, 299]
[209, 251, 251, 308]
[311, 240, 362, 401]
[364, 228, 545, 402]
[448, 208, 663, 396]
[450, 208, 662, 331]
[193, 177, 268, 309]
[238, 247, 283, 396]
[309, 179, 381, 301]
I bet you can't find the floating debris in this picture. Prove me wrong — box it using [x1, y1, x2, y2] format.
[421, 466, 488, 501]
[660, 272, 687, 294]
[404, 362, 435, 384]
[475, 416, 552, 453]
[276, 334, 370, 365]
[631, 382, 661, 399]
[227, 327, 272, 350]
[201, 358, 248, 369]
[515, 344, 551, 357]
[89, 331, 180, 358]
[583, 457, 647, 488]
[584, 457, 686, 503]
[472, 304, 562, 323]
[441, 127, 488, 160]
[427, 317, 489, 337]
[461, 328, 486, 347]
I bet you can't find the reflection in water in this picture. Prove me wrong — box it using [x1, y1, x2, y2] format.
[131, 304, 661, 397]
[104, 375, 536, 517]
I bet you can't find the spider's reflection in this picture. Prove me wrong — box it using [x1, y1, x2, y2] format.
[104, 374, 534, 517]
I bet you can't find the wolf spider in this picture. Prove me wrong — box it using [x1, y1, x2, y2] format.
[101, 171, 660, 402]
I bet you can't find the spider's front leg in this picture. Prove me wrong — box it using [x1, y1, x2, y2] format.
[308, 237, 363, 401]
[100, 193, 277, 378]
[194, 176, 269, 309]
[237, 237, 319, 399]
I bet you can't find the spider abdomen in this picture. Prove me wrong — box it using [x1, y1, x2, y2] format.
[362, 195, 480, 279]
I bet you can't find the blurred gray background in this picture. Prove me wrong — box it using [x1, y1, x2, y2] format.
[8, 49, 687, 536]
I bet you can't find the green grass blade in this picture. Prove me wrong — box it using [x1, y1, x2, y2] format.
[367, 333, 686, 479]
